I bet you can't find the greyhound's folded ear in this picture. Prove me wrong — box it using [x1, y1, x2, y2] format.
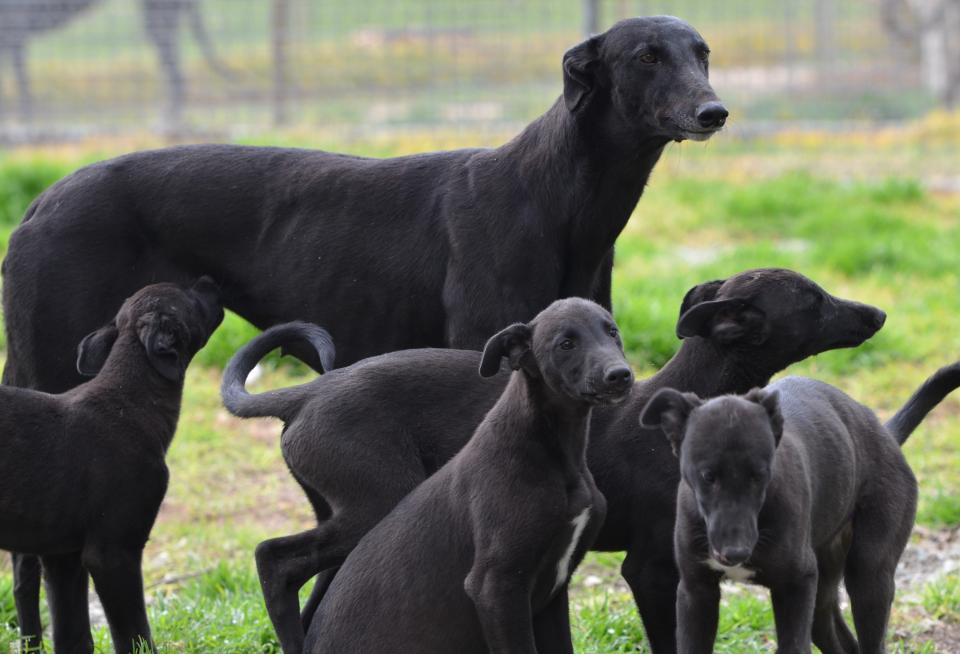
[563, 36, 601, 112]
[639, 388, 703, 456]
[745, 388, 783, 445]
[191, 275, 221, 302]
[678, 279, 724, 321]
[479, 323, 534, 378]
[137, 312, 183, 382]
[76, 323, 120, 376]
[676, 297, 768, 346]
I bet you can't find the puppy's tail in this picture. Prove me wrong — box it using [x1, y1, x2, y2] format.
[221, 321, 335, 421]
[886, 362, 960, 445]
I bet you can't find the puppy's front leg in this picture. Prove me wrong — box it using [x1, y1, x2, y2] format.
[676, 576, 721, 654]
[770, 567, 818, 654]
[465, 564, 537, 654]
[533, 585, 574, 654]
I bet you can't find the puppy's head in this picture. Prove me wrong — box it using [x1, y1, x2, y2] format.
[676, 268, 886, 373]
[77, 277, 225, 382]
[479, 298, 633, 405]
[640, 387, 782, 567]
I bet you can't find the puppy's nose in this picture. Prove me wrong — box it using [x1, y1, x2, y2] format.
[603, 365, 633, 388]
[719, 546, 751, 566]
[864, 306, 887, 331]
[696, 101, 728, 129]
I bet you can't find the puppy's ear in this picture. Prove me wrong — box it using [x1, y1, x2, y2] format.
[137, 312, 183, 382]
[745, 388, 783, 446]
[676, 298, 767, 345]
[479, 323, 532, 378]
[639, 388, 702, 456]
[76, 324, 119, 376]
[562, 36, 601, 112]
[191, 275, 222, 304]
[678, 279, 724, 321]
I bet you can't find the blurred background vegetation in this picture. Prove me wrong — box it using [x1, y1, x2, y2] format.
[1, 0, 958, 140]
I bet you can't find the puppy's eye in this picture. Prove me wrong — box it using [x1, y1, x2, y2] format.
[639, 53, 658, 64]
[701, 470, 716, 484]
[608, 326, 619, 338]
[559, 339, 576, 351]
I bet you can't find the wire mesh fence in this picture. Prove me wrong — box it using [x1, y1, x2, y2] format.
[0, 0, 951, 143]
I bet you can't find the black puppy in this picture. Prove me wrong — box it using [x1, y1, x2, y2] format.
[302, 298, 632, 653]
[640, 364, 960, 654]
[0, 279, 223, 654]
[222, 268, 885, 653]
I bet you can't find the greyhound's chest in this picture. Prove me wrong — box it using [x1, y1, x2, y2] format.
[532, 478, 605, 606]
[704, 558, 758, 583]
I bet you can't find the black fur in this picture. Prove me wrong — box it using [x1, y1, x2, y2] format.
[221, 268, 885, 653]
[303, 298, 631, 653]
[0, 279, 223, 654]
[641, 362, 960, 654]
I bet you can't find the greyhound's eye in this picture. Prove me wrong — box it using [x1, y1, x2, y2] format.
[559, 339, 576, 351]
[701, 470, 716, 484]
[639, 53, 658, 65]
[608, 326, 619, 338]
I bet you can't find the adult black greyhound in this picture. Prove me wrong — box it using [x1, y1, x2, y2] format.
[1, 15, 724, 646]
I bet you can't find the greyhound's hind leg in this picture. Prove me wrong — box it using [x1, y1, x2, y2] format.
[811, 528, 857, 654]
[256, 526, 351, 654]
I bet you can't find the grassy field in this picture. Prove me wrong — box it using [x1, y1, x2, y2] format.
[0, 123, 959, 651]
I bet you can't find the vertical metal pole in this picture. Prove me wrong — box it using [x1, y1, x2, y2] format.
[583, 0, 599, 36]
[272, 0, 290, 126]
[814, 0, 835, 83]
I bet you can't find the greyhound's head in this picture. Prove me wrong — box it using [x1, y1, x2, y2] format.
[77, 277, 224, 382]
[676, 268, 886, 373]
[563, 15, 726, 143]
[640, 387, 782, 566]
[479, 298, 633, 405]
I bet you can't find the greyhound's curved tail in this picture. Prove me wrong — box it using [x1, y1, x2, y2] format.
[886, 361, 960, 445]
[221, 321, 335, 421]
[187, 1, 236, 80]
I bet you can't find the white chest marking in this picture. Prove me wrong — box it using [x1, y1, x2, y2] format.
[554, 507, 591, 593]
[705, 558, 756, 582]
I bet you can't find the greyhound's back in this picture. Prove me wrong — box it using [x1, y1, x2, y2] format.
[283, 348, 507, 477]
[769, 376, 909, 540]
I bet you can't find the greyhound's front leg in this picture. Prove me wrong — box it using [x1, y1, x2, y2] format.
[532, 585, 575, 654]
[676, 576, 721, 654]
[770, 567, 818, 654]
[465, 565, 537, 654]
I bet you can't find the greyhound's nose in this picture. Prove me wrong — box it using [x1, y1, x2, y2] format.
[696, 101, 728, 129]
[864, 306, 887, 331]
[603, 365, 633, 389]
[718, 546, 751, 566]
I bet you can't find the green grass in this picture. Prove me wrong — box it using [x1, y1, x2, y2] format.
[924, 575, 960, 622]
[0, 132, 958, 650]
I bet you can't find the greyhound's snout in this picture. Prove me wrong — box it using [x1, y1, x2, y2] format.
[861, 305, 886, 331]
[715, 546, 751, 567]
[695, 101, 728, 129]
[603, 364, 633, 391]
